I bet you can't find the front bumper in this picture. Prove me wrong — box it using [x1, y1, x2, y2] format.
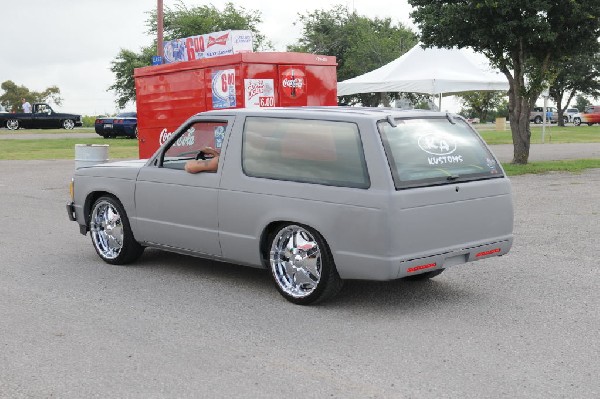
[66, 202, 88, 235]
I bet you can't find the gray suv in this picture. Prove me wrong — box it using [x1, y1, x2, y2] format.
[67, 107, 514, 305]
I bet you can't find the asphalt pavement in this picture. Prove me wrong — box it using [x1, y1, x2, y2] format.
[0, 160, 599, 398]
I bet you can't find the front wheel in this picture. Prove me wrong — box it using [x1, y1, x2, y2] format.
[268, 224, 343, 305]
[90, 195, 144, 265]
[534, 116, 542, 124]
[63, 119, 75, 129]
[573, 117, 581, 126]
[6, 119, 19, 130]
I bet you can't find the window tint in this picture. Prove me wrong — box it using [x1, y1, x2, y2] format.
[378, 117, 503, 190]
[160, 121, 228, 170]
[242, 117, 369, 188]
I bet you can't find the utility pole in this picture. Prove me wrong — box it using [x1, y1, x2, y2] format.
[157, 0, 164, 58]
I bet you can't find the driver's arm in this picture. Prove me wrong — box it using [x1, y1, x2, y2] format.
[184, 155, 219, 174]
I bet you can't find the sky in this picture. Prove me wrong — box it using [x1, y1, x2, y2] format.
[0, 0, 417, 116]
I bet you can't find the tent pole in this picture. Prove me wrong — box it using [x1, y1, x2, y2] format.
[439, 93, 442, 111]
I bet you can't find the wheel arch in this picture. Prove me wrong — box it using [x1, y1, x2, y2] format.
[83, 191, 118, 227]
[258, 219, 334, 268]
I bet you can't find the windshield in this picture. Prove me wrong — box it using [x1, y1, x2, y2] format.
[378, 117, 503, 190]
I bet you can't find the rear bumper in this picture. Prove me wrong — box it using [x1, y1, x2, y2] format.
[334, 236, 513, 280]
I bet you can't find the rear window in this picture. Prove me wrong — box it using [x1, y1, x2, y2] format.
[242, 117, 370, 188]
[378, 117, 503, 190]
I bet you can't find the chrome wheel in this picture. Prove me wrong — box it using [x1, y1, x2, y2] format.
[63, 119, 75, 129]
[90, 199, 124, 260]
[573, 117, 581, 126]
[270, 225, 322, 299]
[6, 119, 19, 130]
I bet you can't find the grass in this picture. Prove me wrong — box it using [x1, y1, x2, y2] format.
[476, 124, 600, 144]
[0, 127, 94, 135]
[501, 159, 600, 175]
[0, 137, 139, 160]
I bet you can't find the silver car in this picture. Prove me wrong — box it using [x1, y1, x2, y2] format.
[67, 107, 514, 305]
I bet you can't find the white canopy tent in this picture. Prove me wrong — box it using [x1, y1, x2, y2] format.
[337, 45, 509, 109]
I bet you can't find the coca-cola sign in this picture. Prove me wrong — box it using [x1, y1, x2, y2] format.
[159, 128, 196, 147]
[281, 67, 305, 99]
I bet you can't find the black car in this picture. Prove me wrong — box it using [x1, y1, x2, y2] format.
[95, 112, 137, 138]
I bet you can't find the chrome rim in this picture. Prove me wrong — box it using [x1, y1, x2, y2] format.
[63, 119, 75, 129]
[270, 225, 321, 298]
[7, 119, 18, 130]
[90, 200, 124, 259]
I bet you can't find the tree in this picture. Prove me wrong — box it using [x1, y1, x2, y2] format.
[456, 91, 506, 123]
[575, 95, 591, 112]
[0, 80, 62, 112]
[549, 53, 600, 125]
[109, 1, 269, 108]
[409, 1, 600, 164]
[288, 5, 417, 107]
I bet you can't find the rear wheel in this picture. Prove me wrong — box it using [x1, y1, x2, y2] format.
[63, 119, 75, 129]
[6, 119, 19, 130]
[268, 224, 343, 305]
[573, 117, 581, 126]
[90, 195, 143, 265]
[534, 116, 542, 124]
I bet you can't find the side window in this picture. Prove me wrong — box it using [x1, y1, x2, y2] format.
[160, 121, 228, 170]
[242, 117, 370, 188]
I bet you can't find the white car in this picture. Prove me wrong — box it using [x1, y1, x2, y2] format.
[564, 107, 580, 123]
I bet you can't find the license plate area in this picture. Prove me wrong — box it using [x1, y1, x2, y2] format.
[104, 124, 113, 129]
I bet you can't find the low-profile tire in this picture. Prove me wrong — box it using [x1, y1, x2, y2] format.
[63, 119, 75, 129]
[404, 269, 445, 281]
[268, 223, 343, 305]
[573, 117, 581, 126]
[6, 119, 19, 130]
[89, 195, 143, 265]
[534, 116, 542, 124]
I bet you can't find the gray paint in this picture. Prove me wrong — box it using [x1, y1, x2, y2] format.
[71, 107, 514, 280]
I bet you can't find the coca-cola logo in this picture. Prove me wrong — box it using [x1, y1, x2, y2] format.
[159, 128, 196, 147]
[208, 33, 229, 48]
[281, 67, 305, 99]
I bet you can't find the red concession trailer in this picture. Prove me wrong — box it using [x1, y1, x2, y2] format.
[134, 52, 338, 158]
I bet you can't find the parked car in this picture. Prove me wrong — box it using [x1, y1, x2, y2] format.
[573, 105, 600, 126]
[564, 107, 580, 123]
[529, 106, 558, 124]
[67, 107, 514, 305]
[0, 103, 82, 130]
[94, 112, 137, 138]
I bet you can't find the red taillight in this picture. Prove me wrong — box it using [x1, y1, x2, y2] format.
[407, 263, 436, 273]
[95, 119, 100, 124]
[476, 248, 501, 258]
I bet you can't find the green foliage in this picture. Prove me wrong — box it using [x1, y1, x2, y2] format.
[81, 115, 98, 128]
[549, 53, 600, 125]
[109, 1, 268, 108]
[409, 0, 600, 164]
[0, 80, 63, 112]
[146, 1, 270, 50]
[457, 91, 506, 122]
[575, 95, 592, 111]
[109, 47, 156, 109]
[288, 5, 417, 106]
